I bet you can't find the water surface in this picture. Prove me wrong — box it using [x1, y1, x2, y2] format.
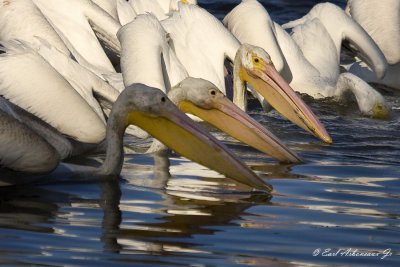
[0, 0, 399, 266]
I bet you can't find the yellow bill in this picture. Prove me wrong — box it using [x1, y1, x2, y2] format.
[127, 100, 272, 192]
[178, 93, 301, 163]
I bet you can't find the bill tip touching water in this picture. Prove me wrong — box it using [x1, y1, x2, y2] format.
[108, 83, 274, 192]
[0, 79, 273, 191]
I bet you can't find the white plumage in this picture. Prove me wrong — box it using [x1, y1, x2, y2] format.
[282, 2, 387, 79]
[118, 14, 188, 91]
[116, 0, 198, 26]
[224, 0, 389, 118]
[0, 0, 70, 55]
[34, 38, 120, 117]
[92, 0, 119, 19]
[347, 0, 400, 64]
[117, 0, 137, 26]
[0, 41, 107, 143]
[346, 0, 400, 90]
[32, 0, 121, 74]
[0, 99, 60, 173]
[162, 4, 240, 96]
[223, 0, 285, 73]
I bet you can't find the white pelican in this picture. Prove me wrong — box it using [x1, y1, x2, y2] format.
[92, 0, 119, 19]
[25, 24, 300, 164]
[117, 14, 301, 162]
[31, 0, 121, 74]
[161, 4, 331, 143]
[0, 41, 107, 144]
[0, 83, 272, 192]
[31, 39, 119, 115]
[345, 0, 400, 90]
[282, 2, 387, 79]
[0, 0, 70, 56]
[0, 96, 72, 173]
[224, 0, 389, 118]
[116, 0, 197, 25]
[0, 0, 112, 83]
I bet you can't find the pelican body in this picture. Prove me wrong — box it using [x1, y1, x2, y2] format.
[118, 14, 327, 162]
[346, 0, 400, 90]
[32, 0, 121, 74]
[160, 4, 331, 143]
[116, 0, 198, 25]
[282, 2, 387, 79]
[224, 0, 389, 119]
[0, 82, 272, 192]
[0, 0, 70, 55]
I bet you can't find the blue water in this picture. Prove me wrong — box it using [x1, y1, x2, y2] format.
[0, 0, 399, 266]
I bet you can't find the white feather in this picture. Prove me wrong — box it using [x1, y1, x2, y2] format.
[291, 18, 339, 81]
[348, 61, 400, 90]
[223, 0, 285, 72]
[118, 14, 188, 92]
[0, 105, 59, 173]
[346, 0, 400, 90]
[347, 0, 400, 64]
[32, 0, 121, 74]
[117, 0, 137, 26]
[0, 41, 106, 143]
[225, 0, 388, 117]
[0, 0, 70, 55]
[128, 0, 168, 20]
[34, 38, 120, 122]
[162, 4, 240, 94]
[92, 0, 118, 19]
[282, 2, 387, 79]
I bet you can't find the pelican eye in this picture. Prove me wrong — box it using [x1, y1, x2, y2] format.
[161, 96, 166, 102]
[210, 90, 216, 96]
[254, 58, 260, 63]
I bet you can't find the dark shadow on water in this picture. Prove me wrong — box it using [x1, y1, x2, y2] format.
[0, 151, 277, 265]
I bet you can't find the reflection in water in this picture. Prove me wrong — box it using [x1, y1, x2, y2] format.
[100, 179, 122, 253]
[0, 186, 59, 233]
[0, 147, 399, 266]
[98, 152, 273, 260]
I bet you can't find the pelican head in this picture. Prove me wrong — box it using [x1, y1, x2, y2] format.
[168, 77, 301, 163]
[102, 83, 272, 191]
[234, 43, 332, 144]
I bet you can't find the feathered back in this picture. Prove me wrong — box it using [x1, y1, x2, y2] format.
[0, 41, 106, 144]
[223, 0, 285, 72]
[128, 0, 167, 20]
[118, 14, 187, 92]
[0, 0, 70, 55]
[92, 0, 118, 19]
[348, 0, 400, 64]
[124, 0, 198, 21]
[0, 102, 59, 173]
[32, 0, 121, 73]
[291, 18, 339, 80]
[35, 37, 119, 122]
[162, 4, 240, 94]
[117, 0, 137, 26]
[283, 2, 387, 78]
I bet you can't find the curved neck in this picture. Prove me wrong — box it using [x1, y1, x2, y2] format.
[233, 54, 247, 111]
[335, 72, 387, 117]
[98, 105, 127, 176]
